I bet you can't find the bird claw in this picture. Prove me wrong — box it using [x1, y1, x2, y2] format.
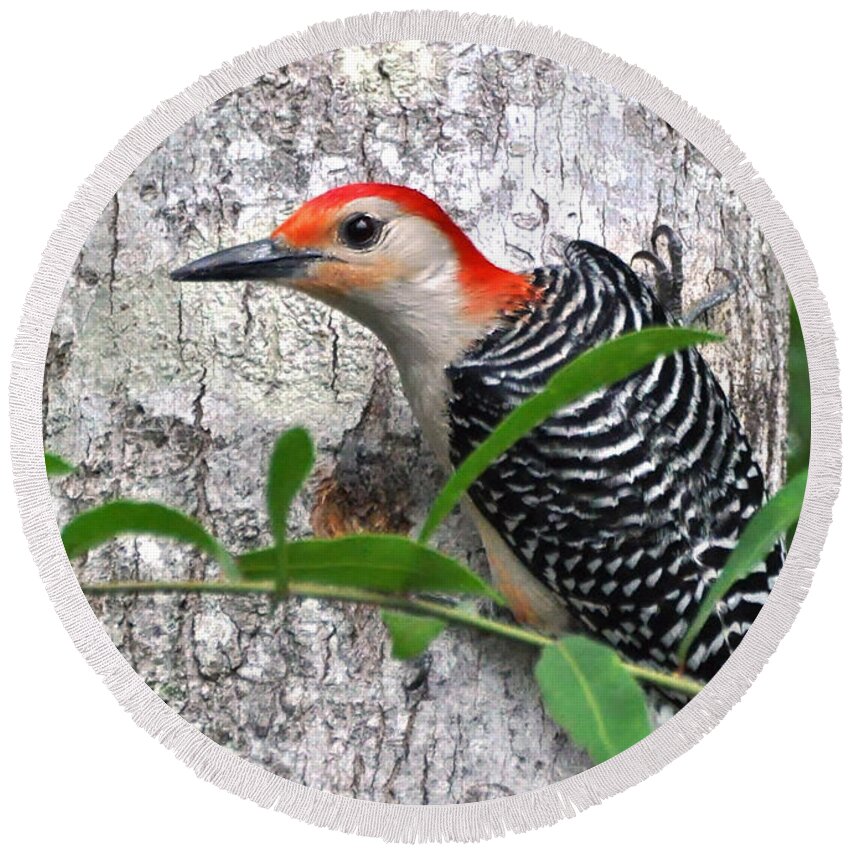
[631, 226, 738, 326]
[650, 225, 685, 287]
[631, 225, 685, 321]
[682, 268, 740, 326]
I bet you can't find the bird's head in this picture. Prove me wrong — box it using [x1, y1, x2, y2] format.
[171, 183, 536, 359]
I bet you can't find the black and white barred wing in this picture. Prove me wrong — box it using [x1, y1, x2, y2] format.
[447, 241, 783, 682]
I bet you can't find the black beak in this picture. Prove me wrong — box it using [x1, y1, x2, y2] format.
[170, 239, 324, 282]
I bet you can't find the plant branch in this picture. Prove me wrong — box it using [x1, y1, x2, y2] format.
[81, 578, 702, 697]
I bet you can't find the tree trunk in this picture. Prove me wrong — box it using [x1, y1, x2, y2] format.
[44, 42, 788, 804]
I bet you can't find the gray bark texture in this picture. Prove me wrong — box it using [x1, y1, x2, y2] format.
[44, 42, 788, 804]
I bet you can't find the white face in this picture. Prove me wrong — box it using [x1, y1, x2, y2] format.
[332, 197, 457, 274]
[275, 196, 475, 358]
[277, 198, 456, 298]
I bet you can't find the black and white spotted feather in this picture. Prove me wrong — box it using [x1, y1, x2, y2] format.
[448, 240, 783, 683]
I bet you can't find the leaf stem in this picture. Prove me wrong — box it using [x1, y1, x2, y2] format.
[81, 578, 702, 697]
[620, 663, 701, 697]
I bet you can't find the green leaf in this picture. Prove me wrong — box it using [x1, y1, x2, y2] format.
[535, 635, 651, 764]
[267, 428, 314, 547]
[786, 298, 810, 547]
[61, 500, 239, 580]
[381, 610, 446, 659]
[237, 535, 504, 602]
[267, 428, 314, 591]
[677, 470, 808, 664]
[45, 452, 75, 477]
[419, 327, 720, 542]
[787, 298, 811, 483]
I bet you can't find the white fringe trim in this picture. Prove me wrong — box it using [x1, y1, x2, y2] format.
[9, 10, 841, 843]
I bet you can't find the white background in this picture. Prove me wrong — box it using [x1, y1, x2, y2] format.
[2, 1, 847, 847]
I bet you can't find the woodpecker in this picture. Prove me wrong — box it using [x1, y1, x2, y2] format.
[172, 183, 783, 684]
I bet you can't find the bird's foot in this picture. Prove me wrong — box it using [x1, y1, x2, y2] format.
[682, 268, 740, 326]
[631, 225, 740, 326]
[632, 225, 685, 321]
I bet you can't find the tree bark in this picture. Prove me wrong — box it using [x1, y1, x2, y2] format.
[44, 42, 788, 804]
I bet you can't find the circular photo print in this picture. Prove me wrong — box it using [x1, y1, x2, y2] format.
[43, 37, 810, 813]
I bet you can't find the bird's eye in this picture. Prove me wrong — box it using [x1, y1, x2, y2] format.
[340, 213, 382, 249]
